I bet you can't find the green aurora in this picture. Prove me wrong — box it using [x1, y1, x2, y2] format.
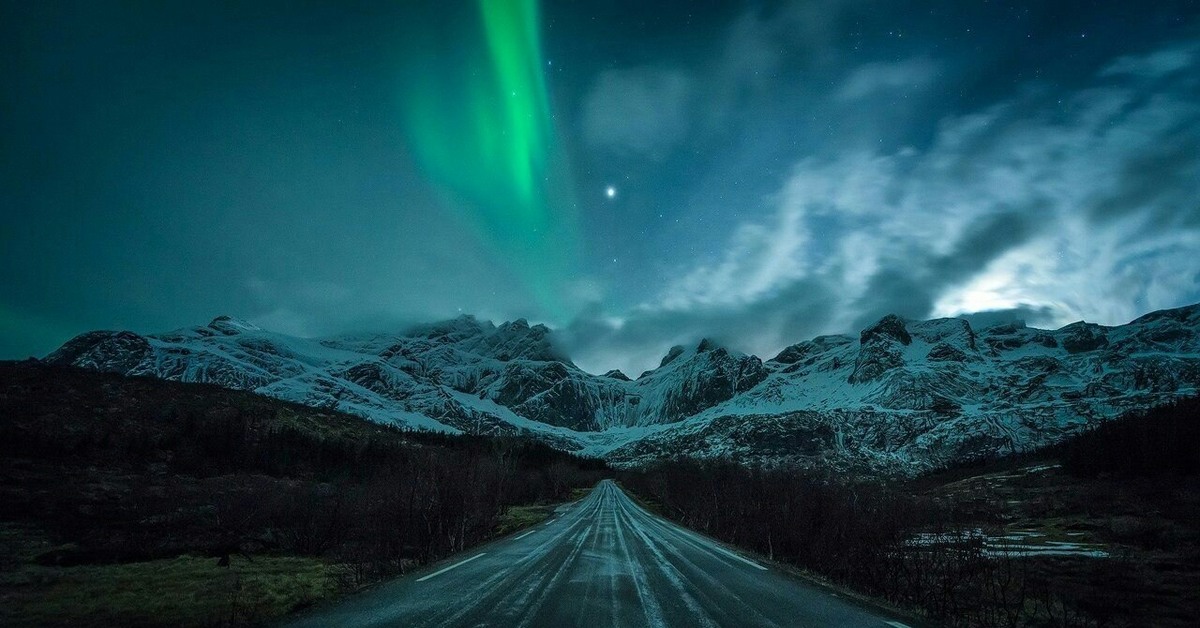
[398, 0, 576, 316]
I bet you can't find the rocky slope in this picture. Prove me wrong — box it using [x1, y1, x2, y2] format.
[41, 303, 1200, 474]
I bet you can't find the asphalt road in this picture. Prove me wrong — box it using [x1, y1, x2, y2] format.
[286, 480, 912, 628]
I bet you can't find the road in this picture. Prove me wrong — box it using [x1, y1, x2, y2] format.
[286, 480, 912, 628]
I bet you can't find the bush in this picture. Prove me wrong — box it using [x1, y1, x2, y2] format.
[1060, 398, 1200, 477]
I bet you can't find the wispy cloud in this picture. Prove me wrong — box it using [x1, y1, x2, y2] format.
[566, 42, 1200, 376]
[835, 57, 940, 101]
[1101, 44, 1196, 78]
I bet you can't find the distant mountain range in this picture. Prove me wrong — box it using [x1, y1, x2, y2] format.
[41, 303, 1200, 474]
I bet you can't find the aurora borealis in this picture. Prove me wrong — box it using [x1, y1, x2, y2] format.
[3, 0, 1200, 376]
[398, 0, 575, 316]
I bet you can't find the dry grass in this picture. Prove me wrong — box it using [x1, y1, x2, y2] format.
[0, 528, 338, 628]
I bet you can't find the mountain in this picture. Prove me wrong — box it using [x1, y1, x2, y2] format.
[41, 304, 1200, 474]
[605, 305, 1200, 472]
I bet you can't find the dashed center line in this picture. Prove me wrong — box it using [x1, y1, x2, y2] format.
[514, 529, 536, 540]
[884, 621, 913, 628]
[415, 553, 487, 582]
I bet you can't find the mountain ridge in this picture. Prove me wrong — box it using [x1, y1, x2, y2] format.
[40, 302, 1200, 474]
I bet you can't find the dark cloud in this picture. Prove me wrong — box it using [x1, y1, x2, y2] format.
[849, 210, 1041, 330]
[1089, 133, 1200, 231]
[564, 205, 1042, 375]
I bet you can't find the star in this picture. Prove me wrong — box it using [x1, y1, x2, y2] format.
[605, 185, 617, 199]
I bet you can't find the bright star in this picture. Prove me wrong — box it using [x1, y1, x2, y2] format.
[605, 185, 616, 198]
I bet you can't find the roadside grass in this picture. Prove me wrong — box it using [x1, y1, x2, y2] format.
[494, 484, 602, 536]
[0, 550, 337, 628]
[495, 504, 555, 535]
[1, 523, 337, 628]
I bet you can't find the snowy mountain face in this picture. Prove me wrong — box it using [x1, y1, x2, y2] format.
[42, 304, 1200, 475]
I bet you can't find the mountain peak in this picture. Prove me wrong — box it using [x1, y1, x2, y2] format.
[208, 315, 261, 335]
[860, 314, 912, 346]
[603, 369, 631, 381]
[659, 345, 686, 368]
[404, 314, 494, 343]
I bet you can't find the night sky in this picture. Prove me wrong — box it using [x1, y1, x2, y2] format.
[3, 1, 1199, 375]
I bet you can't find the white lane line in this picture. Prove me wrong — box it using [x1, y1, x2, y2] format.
[415, 552, 487, 582]
[884, 621, 912, 628]
[514, 529, 536, 541]
[667, 523, 769, 572]
[704, 540, 768, 571]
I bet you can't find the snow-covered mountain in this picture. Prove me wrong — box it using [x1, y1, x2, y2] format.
[42, 303, 1200, 474]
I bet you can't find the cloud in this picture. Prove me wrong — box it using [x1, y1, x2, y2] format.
[957, 305, 1060, 330]
[561, 277, 839, 376]
[835, 57, 940, 101]
[1101, 45, 1196, 78]
[567, 41, 1200, 375]
[581, 67, 692, 159]
[700, 0, 863, 128]
[229, 195, 564, 340]
[580, 0, 865, 153]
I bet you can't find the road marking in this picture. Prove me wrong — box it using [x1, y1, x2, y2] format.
[667, 523, 769, 571]
[514, 529, 536, 541]
[415, 553, 486, 582]
[709, 543, 768, 571]
[884, 621, 912, 628]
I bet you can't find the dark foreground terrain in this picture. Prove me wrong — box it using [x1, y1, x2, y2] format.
[621, 398, 1200, 627]
[2, 361, 1198, 627]
[0, 361, 605, 626]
